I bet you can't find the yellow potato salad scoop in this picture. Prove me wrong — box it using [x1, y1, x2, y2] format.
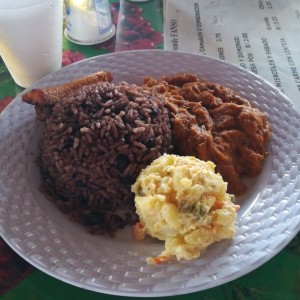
[131, 154, 239, 264]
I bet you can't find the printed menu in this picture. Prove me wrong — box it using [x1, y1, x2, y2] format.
[163, 0, 300, 112]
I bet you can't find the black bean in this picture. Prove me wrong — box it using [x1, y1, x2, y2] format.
[115, 154, 130, 171]
[114, 215, 127, 229]
[127, 94, 135, 101]
[146, 137, 156, 148]
[78, 196, 88, 205]
[124, 134, 131, 143]
[82, 212, 105, 226]
[75, 179, 86, 188]
[119, 176, 135, 185]
[64, 138, 74, 149]
[59, 194, 69, 202]
[149, 106, 159, 117]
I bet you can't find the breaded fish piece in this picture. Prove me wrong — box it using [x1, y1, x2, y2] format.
[22, 71, 113, 106]
[22, 71, 113, 120]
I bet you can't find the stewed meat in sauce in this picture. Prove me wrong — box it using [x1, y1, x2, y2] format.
[143, 74, 270, 196]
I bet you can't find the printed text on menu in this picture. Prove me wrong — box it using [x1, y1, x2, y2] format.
[163, 0, 300, 112]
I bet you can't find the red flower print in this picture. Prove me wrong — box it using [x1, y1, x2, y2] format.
[111, 2, 164, 52]
[0, 238, 32, 295]
[62, 50, 86, 66]
[0, 96, 14, 113]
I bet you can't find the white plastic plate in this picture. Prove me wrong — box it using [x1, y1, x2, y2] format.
[0, 50, 300, 297]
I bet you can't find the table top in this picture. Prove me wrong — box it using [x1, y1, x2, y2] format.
[1, 1, 300, 299]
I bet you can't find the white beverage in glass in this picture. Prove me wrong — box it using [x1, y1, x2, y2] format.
[0, 0, 63, 88]
[64, 0, 115, 45]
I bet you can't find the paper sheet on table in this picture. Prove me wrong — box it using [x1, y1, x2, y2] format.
[163, 0, 300, 112]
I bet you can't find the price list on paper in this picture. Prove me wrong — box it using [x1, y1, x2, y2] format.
[163, 0, 300, 112]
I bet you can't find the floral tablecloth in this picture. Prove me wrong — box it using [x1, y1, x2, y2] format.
[0, 1, 300, 299]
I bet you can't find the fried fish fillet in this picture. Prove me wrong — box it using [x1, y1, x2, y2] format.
[22, 71, 113, 120]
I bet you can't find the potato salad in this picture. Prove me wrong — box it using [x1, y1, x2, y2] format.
[131, 154, 239, 264]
